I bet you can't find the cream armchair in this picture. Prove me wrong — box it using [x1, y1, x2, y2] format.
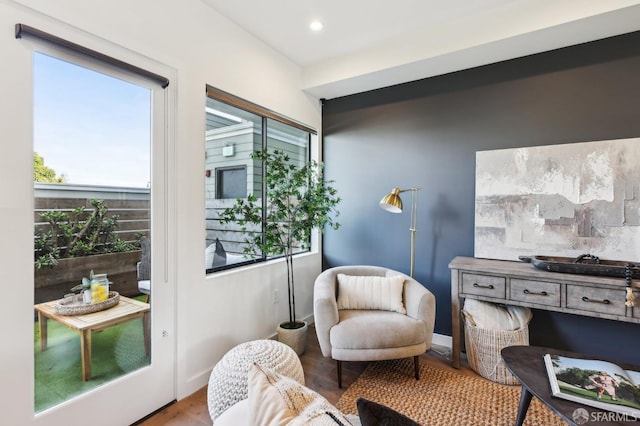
[313, 265, 436, 387]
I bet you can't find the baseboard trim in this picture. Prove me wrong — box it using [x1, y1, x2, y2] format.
[431, 333, 452, 349]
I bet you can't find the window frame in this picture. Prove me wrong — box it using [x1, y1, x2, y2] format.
[205, 86, 316, 274]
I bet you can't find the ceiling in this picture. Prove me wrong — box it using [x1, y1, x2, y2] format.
[202, 0, 640, 99]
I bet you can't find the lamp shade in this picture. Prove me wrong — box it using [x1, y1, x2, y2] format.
[379, 187, 402, 213]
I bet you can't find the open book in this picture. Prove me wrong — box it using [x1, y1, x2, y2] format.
[544, 354, 640, 418]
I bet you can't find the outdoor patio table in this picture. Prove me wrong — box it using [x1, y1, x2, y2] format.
[34, 295, 150, 381]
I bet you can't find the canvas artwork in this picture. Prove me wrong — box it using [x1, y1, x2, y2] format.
[474, 138, 640, 262]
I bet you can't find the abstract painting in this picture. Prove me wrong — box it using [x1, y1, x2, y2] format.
[475, 138, 640, 262]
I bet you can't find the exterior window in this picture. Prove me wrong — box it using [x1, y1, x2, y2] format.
[215, 166, 247, 199]
[205, 86, 315, 272]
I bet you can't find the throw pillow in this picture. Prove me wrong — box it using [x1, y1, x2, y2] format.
[336, 274, 406, 314]
[205, 243, 215, 269]
[356, 398, 419, 426]
[212, 238, 227, 267]
[205, 238, 227, 269]
[248, 363, 351, 426]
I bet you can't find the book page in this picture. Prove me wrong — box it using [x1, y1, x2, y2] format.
[546, 354, 640, 415]
[624, 370, 640, 387]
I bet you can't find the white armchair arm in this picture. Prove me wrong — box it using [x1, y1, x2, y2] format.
[403, 277, 436, 350]
[313, 270, 340, 358]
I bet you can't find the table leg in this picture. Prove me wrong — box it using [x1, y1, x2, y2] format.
[38, 312, 48, 351]
[515, 386, 533, 426]
[142, 311, 151, 357]
[451, 273, 461, 368]
[81, 329, 92, 381]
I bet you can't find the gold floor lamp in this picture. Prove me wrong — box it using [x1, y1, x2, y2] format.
[379, 187, 421, 278]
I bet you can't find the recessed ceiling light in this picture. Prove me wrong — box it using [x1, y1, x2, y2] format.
[309, 20, 323, 32]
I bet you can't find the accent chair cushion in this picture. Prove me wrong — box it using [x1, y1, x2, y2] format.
[330, 310, 425, 353]
[248, 363, 351, 425]
[356, 398, 419, 426]
[336, 274, 406, 314]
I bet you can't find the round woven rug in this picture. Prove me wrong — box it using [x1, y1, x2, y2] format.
[336, 358, 564, 425]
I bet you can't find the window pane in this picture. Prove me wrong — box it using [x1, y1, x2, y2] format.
[216, 166, 247, 199]
[266, 118, 310, 257]
[205, 98, 262, 269]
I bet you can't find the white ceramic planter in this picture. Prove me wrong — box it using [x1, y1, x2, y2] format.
[277, 321, 308, 355]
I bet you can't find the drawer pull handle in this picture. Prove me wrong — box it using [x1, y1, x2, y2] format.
[581, 296, 610, 305]
[523, 289, 548, 296]
[473, 283, 494, 290]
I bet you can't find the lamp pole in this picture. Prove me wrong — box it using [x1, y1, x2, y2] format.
[379, 187, 421, 278]
[408, 188, 419, 278]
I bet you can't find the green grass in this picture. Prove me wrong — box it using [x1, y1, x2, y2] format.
[34, 308, 150, 413]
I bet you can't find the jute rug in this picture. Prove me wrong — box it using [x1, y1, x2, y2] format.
[335, 359, 564, 425]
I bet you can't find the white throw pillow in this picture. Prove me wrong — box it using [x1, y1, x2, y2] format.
[205, 243, 216, 269]
[336, 274, 406, 314]
[248, 363, 351, 426]
[462, 299, 532, 331]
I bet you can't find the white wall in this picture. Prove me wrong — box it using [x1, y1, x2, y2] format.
[0, 0, 321, 422]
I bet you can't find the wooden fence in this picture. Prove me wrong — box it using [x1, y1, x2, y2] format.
[34, 183, 150, 302]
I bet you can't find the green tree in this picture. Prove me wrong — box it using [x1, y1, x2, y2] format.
[34, 152, 64, 183]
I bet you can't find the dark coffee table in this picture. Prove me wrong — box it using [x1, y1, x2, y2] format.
[501, 345, 638, 426]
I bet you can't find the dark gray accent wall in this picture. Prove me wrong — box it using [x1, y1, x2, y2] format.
[322, 31, 640, 365]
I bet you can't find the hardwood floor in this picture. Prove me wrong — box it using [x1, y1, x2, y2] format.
[136, 326, 472, 425]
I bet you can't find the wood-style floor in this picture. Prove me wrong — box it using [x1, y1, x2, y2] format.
[136, 326, 473, 425]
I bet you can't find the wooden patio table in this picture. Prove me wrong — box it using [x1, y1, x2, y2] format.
[35, 295, 150, 381]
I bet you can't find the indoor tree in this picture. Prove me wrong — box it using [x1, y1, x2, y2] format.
[220, 148, 341, 330]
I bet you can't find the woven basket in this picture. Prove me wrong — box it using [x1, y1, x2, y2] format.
[55, 291, 120, 315]
[463, 311, 528, 385]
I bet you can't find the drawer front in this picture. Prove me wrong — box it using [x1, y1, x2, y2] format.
[461, 273, 506, 298]
[510, 279, 560, 307]
[566, 285, 626, 316]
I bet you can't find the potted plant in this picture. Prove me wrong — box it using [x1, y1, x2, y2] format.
[220, 148, 340, 354]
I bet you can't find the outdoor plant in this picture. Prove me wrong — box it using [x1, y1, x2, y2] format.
[34, 199, 140, 269]
[220, 149, 341, 329]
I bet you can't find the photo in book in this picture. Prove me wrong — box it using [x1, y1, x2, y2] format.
[544, 354, 640, 418]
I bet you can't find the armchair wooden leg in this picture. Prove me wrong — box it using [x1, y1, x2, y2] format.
[337, 360, 343, 388]
[414, 355, 420, 380]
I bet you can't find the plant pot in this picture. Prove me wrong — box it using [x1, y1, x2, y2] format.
[277, 321, 307, 355]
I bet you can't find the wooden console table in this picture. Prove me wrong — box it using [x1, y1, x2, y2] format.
[450, 256, 640, 369]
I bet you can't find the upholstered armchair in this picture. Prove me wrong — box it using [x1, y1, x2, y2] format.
[313, 265, 436, 387]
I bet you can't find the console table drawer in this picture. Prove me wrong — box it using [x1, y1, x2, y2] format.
[461, 273, 505, 298]
[566, 285, 626, 316]
[510, 279, 560, 307]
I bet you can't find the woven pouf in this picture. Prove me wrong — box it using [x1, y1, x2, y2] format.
[207, 339, 304, 420]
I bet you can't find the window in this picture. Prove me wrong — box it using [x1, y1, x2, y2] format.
[215, 166, 247, 199]
[205, 86, 315, 272]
